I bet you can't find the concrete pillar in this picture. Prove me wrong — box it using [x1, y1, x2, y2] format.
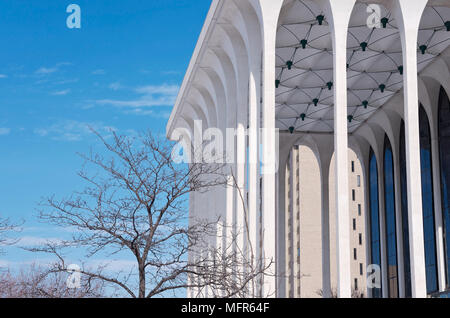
[259, 0, 284, 297]
[377, 152, 389, 298]
[287, 150, 295, 297]
[314, 133, 334, 298]
[363, 150, 372, 298]
[393, 0, 428, 298]
[235, 125, 246, 267]
[320, 158, 332, 298]
[248, 71, 260, 294]
[321, 0, 356, 298]
[393, 145, 406, 298]
[188, 188, 196, 298]
[277, 154, 288, 297]
[292, 147, 301, 297]
[431, 127, 447, 292]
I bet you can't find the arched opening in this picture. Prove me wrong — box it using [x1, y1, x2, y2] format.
[368, 148, 382, 298]
[419, 105, 439, 294]
[384, 134, 399, 298]
[329, 148, 367, 297]
[438, 86, 450, 290]
[283, 144, 322, 298]
[400, 105, 441, 296]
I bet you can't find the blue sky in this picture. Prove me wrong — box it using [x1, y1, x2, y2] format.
[0, 0, 211, 290]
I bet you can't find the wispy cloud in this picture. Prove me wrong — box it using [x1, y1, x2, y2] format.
[35, 62, 71, 76]
[51, 89, 71, 96]
[55, 78, 79, 85]
[35, 67, 58, 75]
[161, 70, 181, 75]
[92, 69, 106, 75]
[108, 82, 122, 91]
[34, 120, 116, 142]
[0, 74, 7, 78]
[95, 84, 179, 108]
[124, 109, 172, 118]
[0, 127, 11, 135]
[17, 236, 65, 247]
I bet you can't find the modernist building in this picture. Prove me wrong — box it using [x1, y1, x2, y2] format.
[166, 0, 450, 298]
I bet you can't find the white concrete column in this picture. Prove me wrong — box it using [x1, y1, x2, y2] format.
[393, 146, 406, 298]
[248, 71, 260, 294]
[292, 146, 301, 297]
[377, 153, 389, 298]
[259, 0, 284, 298]
[235, 127, 246, 262]
[393, 0, 428, 298]
[226, 171, 235, 247]
[320, 158, 332, 298]
[314, 133, 334, 298]
[321, 0, 356, 298]
[277, 154, 288, 297]
[431, 129, 447, 292]
[287, 150, 295, 296]
[363, 151, 372, 298]
[188, 188, 196, 298]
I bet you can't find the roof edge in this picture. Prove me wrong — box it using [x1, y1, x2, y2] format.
[166, 0, 224, 139]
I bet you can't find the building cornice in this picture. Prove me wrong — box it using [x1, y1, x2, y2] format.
[166, 0, 224, 139]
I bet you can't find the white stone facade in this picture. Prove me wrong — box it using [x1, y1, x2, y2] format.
[167, 0, 450, 298]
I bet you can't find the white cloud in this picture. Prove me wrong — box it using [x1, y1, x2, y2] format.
[51, 89, 71, 96]
[35, 67, 58, 75]
[125, 109, 172, 118]
[35, 62, 71, 75]
[0, 258, 59, 269]
[161, 70, 180, 75]
[34, 120, 116, 142]
[17, 236, 65, 247]
[135, 84, 179, 96]
[0, 127, 11, 135]
[108, 82, 122, 91]
[0, 260, 12, 268]
[55, 78, 79, 85]
[92, 69, 106, 75]
[95, 84, 179, 108]
[0, 74, 7, 78]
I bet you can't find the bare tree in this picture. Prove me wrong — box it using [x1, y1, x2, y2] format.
[0, 263, 104, 298]
[192, 171, 274, 298]
[0, 217, 21, 254]
[317, 288, 366, 298]
[28, 129, 271, 298]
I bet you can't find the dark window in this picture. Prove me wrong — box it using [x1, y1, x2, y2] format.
[419, 106, 438, 294]
[355, 278, 358, 290]
[360, 263, 364, 276]
[353, 218, 356, 231]
[369, 148, 382, 298]
[352, 161, 355, 173]
[358, 204, 362, 216]
[384, 135, 399, 298]
[438, 86, 450, 290]
[352, 189, 356, 201]
[354, 248, 357, 260]
[359, 233, 362, 246]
